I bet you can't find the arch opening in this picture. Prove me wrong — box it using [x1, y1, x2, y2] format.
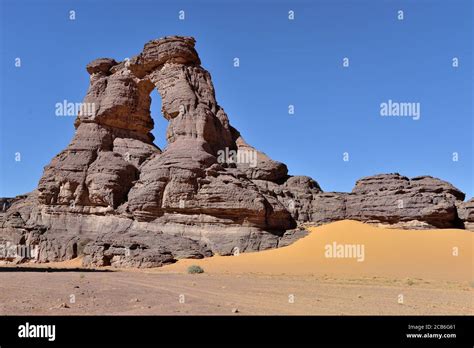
[149, 89, 168, 150]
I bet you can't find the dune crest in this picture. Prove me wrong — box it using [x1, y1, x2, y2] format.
[161, 220, 473, 282]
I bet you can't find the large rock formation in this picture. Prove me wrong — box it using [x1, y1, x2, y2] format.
[0, 36, 472, 267]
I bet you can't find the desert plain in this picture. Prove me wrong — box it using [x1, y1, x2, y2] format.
[1, 220, 472, 315]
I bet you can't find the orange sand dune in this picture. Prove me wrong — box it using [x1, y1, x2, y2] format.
[161, 220, 473, 282]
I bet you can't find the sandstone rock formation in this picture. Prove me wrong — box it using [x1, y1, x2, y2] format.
[276, 173, 467, 230]
[0, 36, 471, 267]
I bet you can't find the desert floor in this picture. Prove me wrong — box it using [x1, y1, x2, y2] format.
[1, 220, 472, 315]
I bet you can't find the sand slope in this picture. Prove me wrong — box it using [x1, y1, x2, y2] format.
[161, 220, 473, 282]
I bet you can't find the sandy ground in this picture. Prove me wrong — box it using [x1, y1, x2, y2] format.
[0, 220, 472, 315]
[161, 220, 474, 282]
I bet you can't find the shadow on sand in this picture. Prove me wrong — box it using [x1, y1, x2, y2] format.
[0, 266, 112, 273]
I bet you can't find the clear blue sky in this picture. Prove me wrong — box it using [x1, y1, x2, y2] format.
[0, 0, 472, 199]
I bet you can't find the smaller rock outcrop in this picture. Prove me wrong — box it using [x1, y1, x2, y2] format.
[273, 173, 468, 230]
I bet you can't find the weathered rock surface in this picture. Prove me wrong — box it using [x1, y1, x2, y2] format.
[0, 36, 471, 268]
[456, 199, 474, 231]
[276, 173, 468, 230]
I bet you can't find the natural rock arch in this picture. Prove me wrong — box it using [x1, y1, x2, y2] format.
[38, 37, 289, 215]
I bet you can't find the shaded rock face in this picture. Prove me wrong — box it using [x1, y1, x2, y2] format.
[456, 199, 474, 231]
[0, 36, 471, 268]
[0, 197, 20, 213]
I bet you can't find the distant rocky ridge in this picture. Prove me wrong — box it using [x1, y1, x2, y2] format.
[0, 36, 472, 267]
